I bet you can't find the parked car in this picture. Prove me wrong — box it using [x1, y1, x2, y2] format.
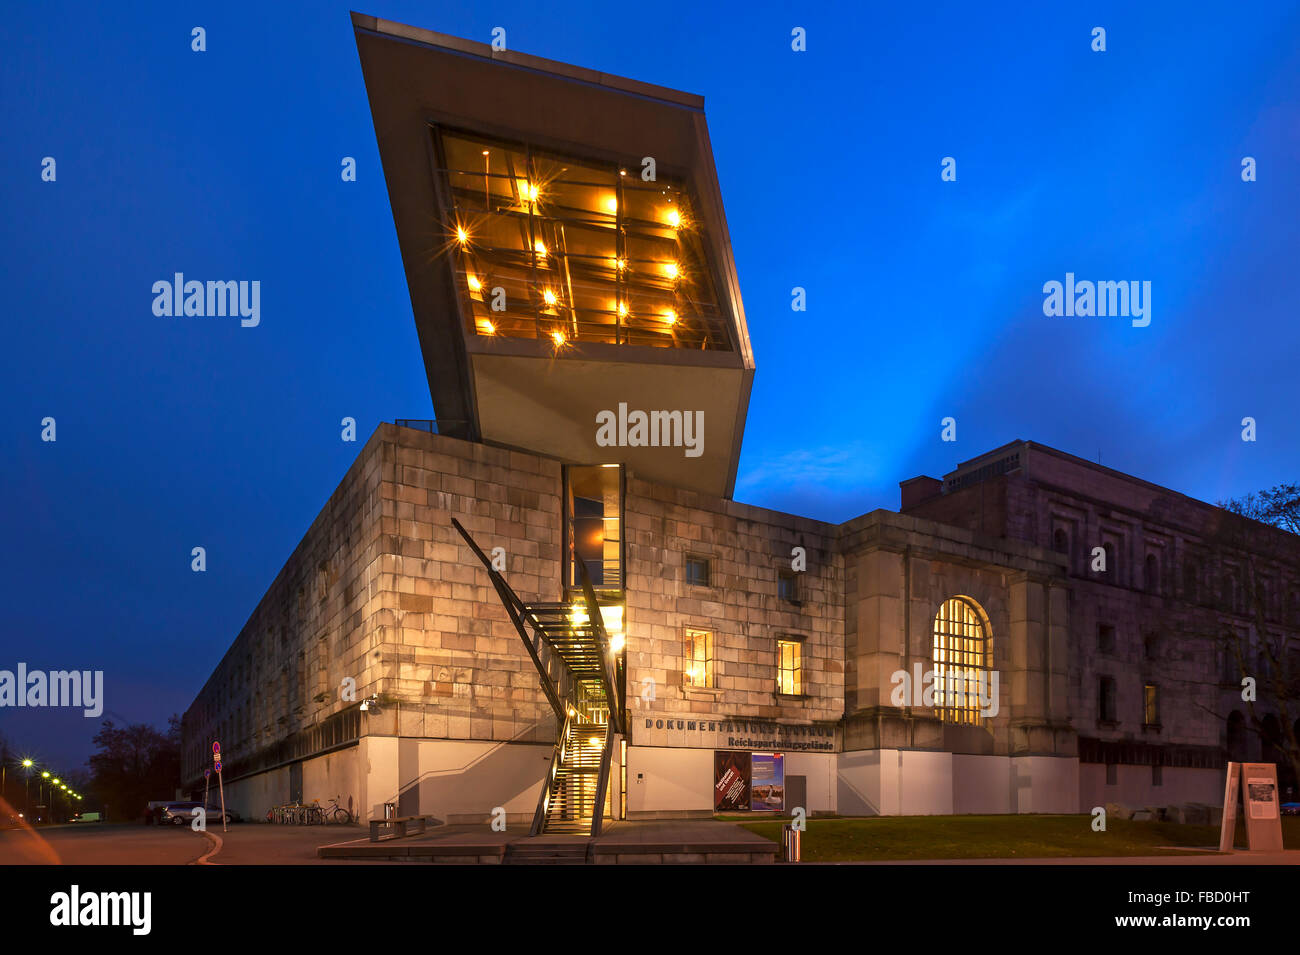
[159, 802, 239, 825]
[143, 801, 171, 825]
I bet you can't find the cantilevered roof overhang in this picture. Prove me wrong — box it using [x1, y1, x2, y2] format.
[352, 12, 754, 498]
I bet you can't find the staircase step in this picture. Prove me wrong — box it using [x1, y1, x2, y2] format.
[504, 843, 590, 864]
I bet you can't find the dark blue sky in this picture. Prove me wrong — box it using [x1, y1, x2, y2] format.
[4, 1, 1298, 771]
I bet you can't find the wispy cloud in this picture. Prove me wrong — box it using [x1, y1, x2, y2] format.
[737, 442, 879, 492]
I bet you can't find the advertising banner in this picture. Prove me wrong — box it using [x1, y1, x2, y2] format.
[714, 751, 751, 812]
[750, 752, 785, 812]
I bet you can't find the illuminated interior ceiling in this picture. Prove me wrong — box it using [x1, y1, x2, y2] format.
[353, 13, 754, 498]
[442, 130, 731, 351]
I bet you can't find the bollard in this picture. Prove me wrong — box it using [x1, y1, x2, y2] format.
[782, 824, 801, 862]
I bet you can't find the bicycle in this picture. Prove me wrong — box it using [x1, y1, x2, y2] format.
[317, 795, 354, 824]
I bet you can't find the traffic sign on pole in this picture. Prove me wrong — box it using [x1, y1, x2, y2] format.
[213, 740, 228, 833]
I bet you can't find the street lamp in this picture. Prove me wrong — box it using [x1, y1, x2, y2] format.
[21, 760, 33, 818]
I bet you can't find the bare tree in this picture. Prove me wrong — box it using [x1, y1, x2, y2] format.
[1212, 486, 1300, 792]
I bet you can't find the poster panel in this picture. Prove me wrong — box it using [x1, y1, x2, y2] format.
[714, 751, 751, 812]
[1241, 763, 1284, 852]
[750, 752, 785, 812]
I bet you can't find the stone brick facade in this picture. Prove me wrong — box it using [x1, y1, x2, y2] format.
[183, 428, 1296, 818]
[903, 440, 1300, 805]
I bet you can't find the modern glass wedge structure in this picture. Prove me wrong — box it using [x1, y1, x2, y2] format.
[179, 16, 1299, 838]
[352, 13, 753, 500]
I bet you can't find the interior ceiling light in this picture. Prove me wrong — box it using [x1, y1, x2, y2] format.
[551, 330, 566, 347]
[663, 308, 677, 325]
[664, 262, 679, 279]
[456, 226, 469, 245]
[467, 275, 481, 291]
[543, 289, 557, 306]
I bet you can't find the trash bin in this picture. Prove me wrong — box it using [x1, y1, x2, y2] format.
[782, 824, 801, 863]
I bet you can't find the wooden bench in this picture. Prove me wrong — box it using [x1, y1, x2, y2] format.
[369, 814, 441, 843]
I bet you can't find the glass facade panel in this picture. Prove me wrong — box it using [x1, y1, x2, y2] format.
[435, 128, 732, 351]
[566, 465, 622, 589]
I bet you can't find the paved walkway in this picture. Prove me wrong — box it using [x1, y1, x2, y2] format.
[317, 818, 778, 861]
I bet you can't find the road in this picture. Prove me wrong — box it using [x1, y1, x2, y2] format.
[0, 822, 372, 865]
[0, 823, 209, 865]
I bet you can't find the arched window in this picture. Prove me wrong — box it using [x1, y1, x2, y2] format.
[932, 597, 993, 726]
[1145, 554, 1159, 593]
[1261, 714, 1283, 765]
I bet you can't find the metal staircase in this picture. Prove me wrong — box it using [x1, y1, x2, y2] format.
[451, 518, 625, 837]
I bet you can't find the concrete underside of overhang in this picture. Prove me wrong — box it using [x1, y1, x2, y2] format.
[471, 352, 744, 497]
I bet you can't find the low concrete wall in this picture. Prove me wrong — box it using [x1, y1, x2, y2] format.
[837, 750, 1079, 815]
[627, 746, 712, 814]
[1079, 762, 1223, 813]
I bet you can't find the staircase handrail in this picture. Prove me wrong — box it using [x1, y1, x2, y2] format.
[531, 708, 572, 836]
[575, 558, 625, 736]
[451, 518, 567, 721]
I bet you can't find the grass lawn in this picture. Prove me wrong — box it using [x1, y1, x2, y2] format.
[728, 813, 1300, 862]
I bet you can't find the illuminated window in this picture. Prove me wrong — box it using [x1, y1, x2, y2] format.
[684, 628, 713, 688]
[566, 466, 622, 589]
[777, 639, 803, 696]
[434, 128, 732, 350]
[1143, 683, 1160, 726]
[931, 597, 992, 725]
